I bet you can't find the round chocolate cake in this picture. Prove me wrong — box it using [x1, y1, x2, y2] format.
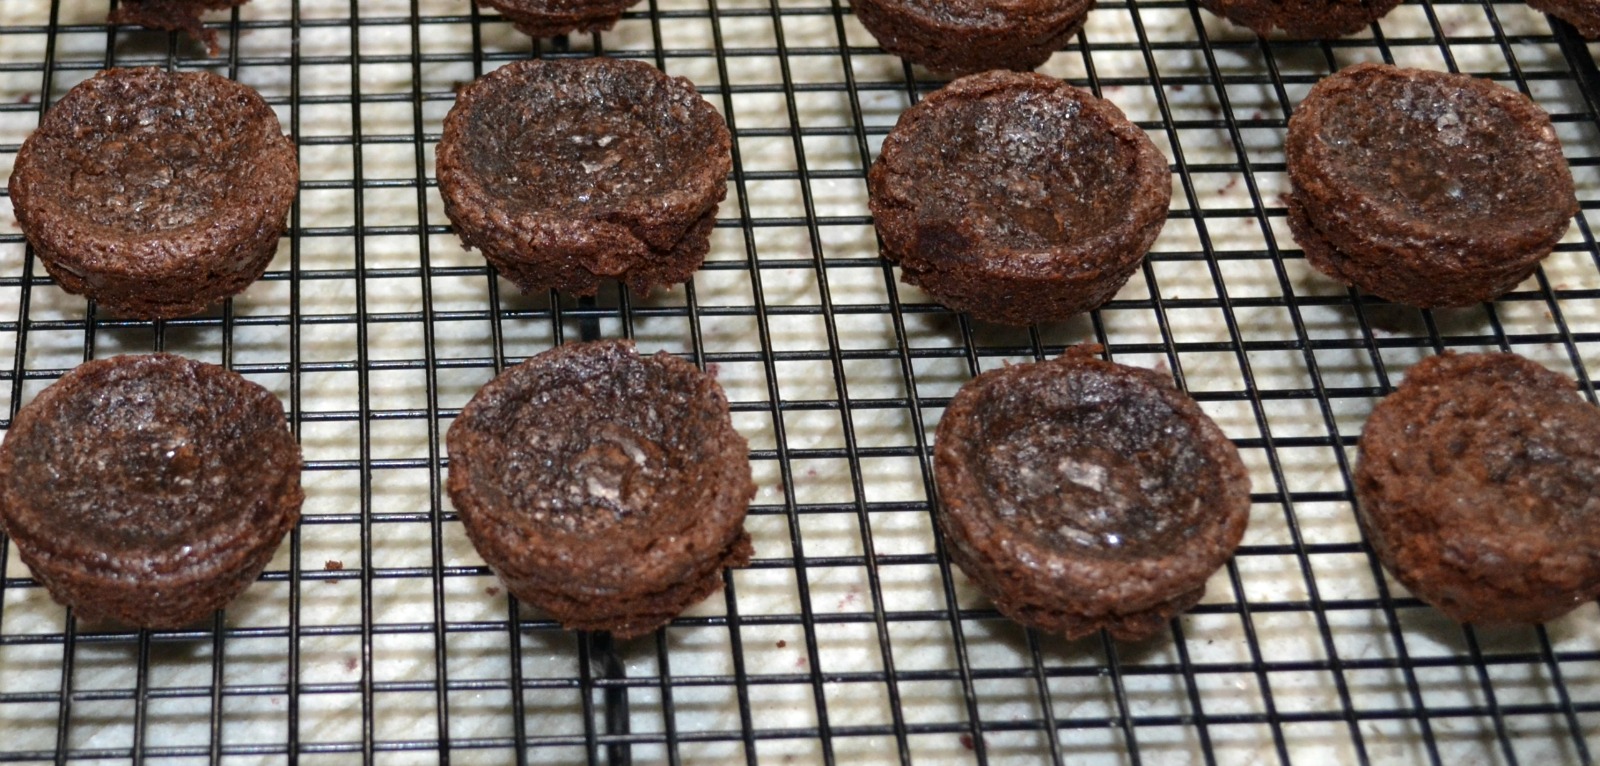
[934, 346, 1252, 640]
[437, 58, 731, 297]
[0, 354, 303, 628]
[1197, 0, 1401, 39]
[851, 0, 1093, 75]
[1286, 63, 1576, 308]
[869, 71, 1170, 325]
[478, 0, 640, 38]
[446, 340, 754, 638]
[7, 67, 298, 319]
[109, 0, 251, 54]
[1354, 352, 1600, 625]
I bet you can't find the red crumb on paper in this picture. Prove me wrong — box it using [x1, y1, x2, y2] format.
[17, 93, 32, 104]
[805, 467, 818, 478]
[486, 586, 501, 597]
[960, 734, 977, 750]
[1250, 110, 1265, 121]
[324, 560, 343, 571]
[837, 589, 858, 610]
[776, 639, 787, 648]
[795, 656, 808, 669]
[706, 362, 720, 379]
[1219, 177, 1240, 195]
[345, 657, 358, 672]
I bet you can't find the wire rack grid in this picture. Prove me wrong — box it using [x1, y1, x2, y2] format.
[1, 0, 1599, 763]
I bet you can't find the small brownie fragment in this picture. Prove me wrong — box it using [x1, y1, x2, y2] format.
[934, 346, 1251, 641]
[437, 58, 731, 297]
[850, 0, 1093, 75]
[1526, 0, 1600, 38]
[109, 0, 250, 55]
[446, 340, 754, 638]
[478, 0, 639, 38]
[8, 68, 298, 319]
[868, 71, 1170, 325]
[1197, 0, 1400, 39]
[0, 354, 302, 628]
[1286, 63, 1576, 308]
[1354, 353, 1600, 625]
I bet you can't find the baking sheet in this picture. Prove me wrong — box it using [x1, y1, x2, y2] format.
[1, 0, 1599, 763]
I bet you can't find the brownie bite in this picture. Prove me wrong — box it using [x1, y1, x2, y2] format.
[0, 354, 302, 628]
[478, 0, 639, 38]
[1354, 353, 1600, 625]
[934, 346, 1252, 641]
[7, 68, 298, 319]
[1286, 63, 1576, 308]
[446, 340, 754, 638]
[1197, 0, 1401, 39]
[868, 71, 1170, 325]
[109, 0, 251, 54]
[1527, 0, 1600, 37]
[437, 58, 731, 297]
[851, 0, 1093, 75]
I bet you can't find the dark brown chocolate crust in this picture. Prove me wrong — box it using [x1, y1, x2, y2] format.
[108, 0, 250, 55]
[1354, 353, 1600, 625]
[7, 68, 297, 319]
[933, 346, 1252, 641]
[850, 0, 1092, 75]
[478, 0, 639, 38]
[1285, 63, 1576, 308]
[446, 340, 755, 638]
[1528, 0, 1600, 37]
[868, 71, 1170, 326]
[0, 354, 302, 628]
[1196, 0, 1400, 39]
[436, 58, 731, 297]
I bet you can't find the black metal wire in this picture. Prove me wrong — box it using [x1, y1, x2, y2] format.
[0, 0, 1598, 762]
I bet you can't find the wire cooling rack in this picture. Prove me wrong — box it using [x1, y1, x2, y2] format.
[1, 0, 1599, 763]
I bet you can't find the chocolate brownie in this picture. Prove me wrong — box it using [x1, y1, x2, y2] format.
[934, 346, 1252, 640]
[868, 71, 1170, 325]
[437, 58, 731, 297]
[446, 340, 754, 638]
[7, 68, 298, 320]
[1197, 0, 1401, 39]
[850, 0, 1093, 75]
[109, 0, 250, 55]
[1286, 63, 1576, 308]
[1354, 352, 1600, 625]
[478, 0, 639, 38]
[0, 354, 302, 628]
[1527, 0, 1600, 38]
